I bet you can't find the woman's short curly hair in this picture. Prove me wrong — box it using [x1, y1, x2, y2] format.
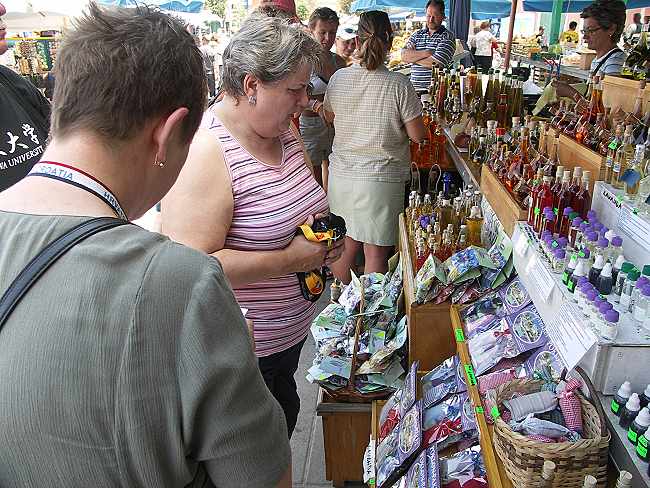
[580, 0, 627, 43]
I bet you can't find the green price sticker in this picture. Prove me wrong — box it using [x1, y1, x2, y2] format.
[491, 406, 501, 419]
[633, 208, 639, 215]
[455, 328, 465, 342]
[617, 195, 624, 204]
[567, 280, 576, 293]
[639, 435, 648, 448]
[609, 141, 618, 150]
[562, 271, 569, 284]
[464, 364, 477, 386]
[637, 443, 648, 460]
[628, 429, 639, 443]
[611, 400, 620, 414]
[552, 241, 559, 248]
[534, 207, 541, 216]
[475, 406, 485, 415]
[553, 207, 559, 216]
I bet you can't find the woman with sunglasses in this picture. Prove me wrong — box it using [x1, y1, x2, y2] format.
[553, 0, 626, 103]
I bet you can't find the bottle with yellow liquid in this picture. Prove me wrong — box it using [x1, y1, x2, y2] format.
[625, 144, 646, 200]
[466, 205, 483, 247]
[613, 125, 635, 190]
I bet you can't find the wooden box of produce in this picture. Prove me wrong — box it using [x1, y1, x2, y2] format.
[316, 389, 372, 487]
[545, 132, 606, 188]
[602, 75, 650, 115]
[480, 166, 528, 237]
[399, 214, 456, 372]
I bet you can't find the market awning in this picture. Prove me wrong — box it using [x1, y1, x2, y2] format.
[523, 0, 650, 12]
[350, 0, 511, 20]
[3, 10, 68, 31]
[98, 0, 204, 13]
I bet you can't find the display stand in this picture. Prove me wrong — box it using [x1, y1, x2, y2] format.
[315, 389, 372, 487]
[399, 214, 456, 371]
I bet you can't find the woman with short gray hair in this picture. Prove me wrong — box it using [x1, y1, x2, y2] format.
[163, 13, 344, 438]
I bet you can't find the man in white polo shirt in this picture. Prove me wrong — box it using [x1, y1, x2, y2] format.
[401, 0, 455, 93]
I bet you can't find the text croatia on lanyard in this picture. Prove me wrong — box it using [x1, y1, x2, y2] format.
[28, 161, 128, 220]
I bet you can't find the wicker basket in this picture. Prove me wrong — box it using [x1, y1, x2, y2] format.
[490, 367, 610, 488]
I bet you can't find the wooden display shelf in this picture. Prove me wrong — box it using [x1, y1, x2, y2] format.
[399, 214, 456, 371]
[450, 306, 513, 488]
[480, 166, 528, 237]
[545, 131, 606, 189]
[315, 389, 372, 487]
[602, 75, 650, 116]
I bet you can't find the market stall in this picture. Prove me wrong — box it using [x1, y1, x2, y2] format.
[308, 65, 650, 487]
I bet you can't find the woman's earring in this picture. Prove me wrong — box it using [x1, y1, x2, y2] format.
[154, 158, 165, 168]
[248, 95, 257, 106]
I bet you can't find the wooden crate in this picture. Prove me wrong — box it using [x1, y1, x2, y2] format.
[545, 131, 606, 189]
[602, 75, 650, 115]
[315, 389, 372, 487]
[480, 166, 528, 237]
[399, 214, 456, 371]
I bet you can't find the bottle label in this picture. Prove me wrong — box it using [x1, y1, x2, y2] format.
[454, 328, 465, 342]
[567, 279, 577, 293]
[628, 428, 639, 443]
[611, 400, 621, 413]
[613, 161, 622, 173]
[562, 271, 570, 284]
[637, 435, 648, 459]
[464, 364, 477, 386]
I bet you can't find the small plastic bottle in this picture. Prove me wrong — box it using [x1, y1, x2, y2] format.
[562, 252, 579, 286]
[596, 237, 610, 264]
[615, 471, 633, 488]
[552, 248, 566, 274]
[573, 278, 590, 303]
[593, 222, 604, 234]
[605, 227, 616, 242]
[583, 475, 597, 488]
[591, 296, 606, 321]
[620, 270, 641, 311]
[612, 381, 632, 416]
[569, 258, 590, 294]
[628, 407, 650, 446]
[576, 221, 590, 249]
[601, 309, 620, 342]
[620, 393, 641, 430]
[632, 276, 650, 312]
[540, 460, 556, 488]
[557, 236, 569, 249]
[582, 289, 598, 317]
[587, 209, 598, 223]
[577, 282, 595, 311]
[640, 384, 650, 410]
[569, 216, 583, 249]
[589, 254, 605, 286]
[613, 262, 634, 302]
[634, 285, 650, 322]
[610, 236, 624, 265]
[585, 232, 599, 263]
[598, 262, 614, 296]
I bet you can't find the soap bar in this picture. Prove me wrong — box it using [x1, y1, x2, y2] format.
[503, 390, 558, 421]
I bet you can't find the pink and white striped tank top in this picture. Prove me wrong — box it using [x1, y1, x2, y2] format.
[202, 111, 329, 357]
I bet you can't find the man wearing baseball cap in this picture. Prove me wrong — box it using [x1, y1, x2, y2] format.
[258, 0, 301, 23]
[0, 1, 51, 192]
[335, 24, 357, 67]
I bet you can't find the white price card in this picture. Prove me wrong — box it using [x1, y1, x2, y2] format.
[363, 437, 376, 484]
[524, 254, 555, 303]
[543, 302, 597, 371]
[618, 206, 650, 254]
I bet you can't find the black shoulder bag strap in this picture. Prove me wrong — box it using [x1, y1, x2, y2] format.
[0, 217, 130, 329]
[592, 48, 623, 78]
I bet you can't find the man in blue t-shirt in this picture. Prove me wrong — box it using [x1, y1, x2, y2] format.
[0, 1, 50, 192]
[401, 0, 455, 93]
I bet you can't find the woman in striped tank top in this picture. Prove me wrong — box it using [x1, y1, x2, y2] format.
[162, 13, 344, 438]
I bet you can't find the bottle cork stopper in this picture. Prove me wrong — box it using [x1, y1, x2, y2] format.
[616, 470, 633, 487]
[542, 460, 556, 479]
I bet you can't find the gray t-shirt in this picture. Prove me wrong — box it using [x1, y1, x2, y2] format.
[324, 64, 422, 183]
[0, 212, 290, 487]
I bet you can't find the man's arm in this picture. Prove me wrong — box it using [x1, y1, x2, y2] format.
[401, 49, 433, 63]
[430, 36, 456, 68]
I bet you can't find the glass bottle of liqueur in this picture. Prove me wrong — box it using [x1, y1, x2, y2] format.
[436, 72, 447, 119]
[550, 165, 565, 197]
[613, 125, 636, 190]
[535, 176, 554, 232]
[468, 127, 480, 157]
[531, 122, 548, 171]
[550, 100, 567, 129]
[625, 144, 646, 200]
[506, 128, 530, 192]
[553, 170, 573, 233]
[466, 205, 483, 247]
[572, 170, 592, 220]
[542, 130, 561, 177]
[480, 69, 494, 113]
[513, 168, 531, 205]
[636, 142, 650, 208]
[605, 125, 624, 184]
[584, 113, 606, 150]
[452, 197, 465, 232]
[496, 93, 509, 129]
[527, 168, 544, 226]
[493, 70, 501, 99]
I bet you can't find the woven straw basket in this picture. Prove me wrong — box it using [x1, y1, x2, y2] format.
[490, 367, 610, 488]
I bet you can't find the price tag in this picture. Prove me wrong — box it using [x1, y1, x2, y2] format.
[491, 406, 501, 419]
[464, 364, 477, 386]
[611, 400, 620, 414]
[454, 328, 465, 342]
[475, 406, 485, 415]
[628, 429, 639, 443]
[637, 434, 649, 459]
[562, 271, 570, 285]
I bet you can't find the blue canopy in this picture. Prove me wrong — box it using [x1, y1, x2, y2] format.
[98, 0, 204, 13]
[523, 0, 650, 12]
[350, 0, 511, 20]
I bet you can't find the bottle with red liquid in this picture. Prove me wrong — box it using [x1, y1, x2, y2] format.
[559, 208, 577, 238]
[527, 168, 544, 226]
[506, 127, 530, 193]
[554, 170, 573, 234]
[573, 170, 592, 220]
[535, 176, 554, 232]
[540, 209, 556, 238]
[543, 130, 561, 177]
[568, 166, 583, 196]
[550, 165, 565, 196]
[496, 93, 509, 129]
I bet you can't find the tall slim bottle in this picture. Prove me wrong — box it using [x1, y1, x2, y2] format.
[466, 206, 483, 247]
[573, 170, 592, 220]
[535, 175, 554, 232]
[605, 125, 624, 184]
[528, 168, 544, 226]
[554, 170, 573, 234]
[613, 125, 636, 190]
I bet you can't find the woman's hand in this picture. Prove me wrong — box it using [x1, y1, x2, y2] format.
[325, 238, 345, 266]
[284, 233, 329, 272]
